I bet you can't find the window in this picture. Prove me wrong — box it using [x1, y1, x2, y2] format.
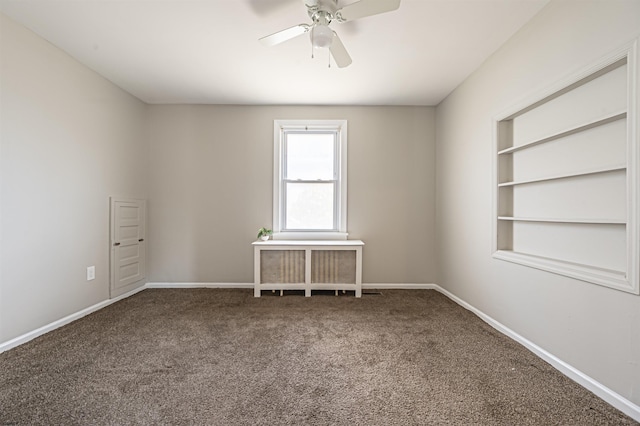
[273, 120, 347, 239]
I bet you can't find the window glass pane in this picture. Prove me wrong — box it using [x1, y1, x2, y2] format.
[285, 182, 334, 230]
[286, 132, 334, 180]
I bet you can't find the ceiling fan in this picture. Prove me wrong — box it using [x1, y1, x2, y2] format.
[259, 0, 401, 68]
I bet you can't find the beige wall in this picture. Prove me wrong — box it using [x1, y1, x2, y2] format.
[2, 0, 639, 413]
[0, 11, 436, 345]
[147, 105, 436, 284]
[0, 14, 148, 342]
[436, 0, 640, 406]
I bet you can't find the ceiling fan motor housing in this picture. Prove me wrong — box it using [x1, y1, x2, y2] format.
[306, 0, 339, 23]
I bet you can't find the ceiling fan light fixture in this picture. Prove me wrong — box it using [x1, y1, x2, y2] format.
[310, 24, 333, 49]
[259, 0, 402, 67]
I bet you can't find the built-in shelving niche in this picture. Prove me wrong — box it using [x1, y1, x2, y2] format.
[492, 40, 639, 294]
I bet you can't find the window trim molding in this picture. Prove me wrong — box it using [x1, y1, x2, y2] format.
[272, 119, 348, 240]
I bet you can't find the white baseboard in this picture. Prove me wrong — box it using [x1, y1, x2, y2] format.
[0, 284, 146, 354]
[145, 283, 437, 290]
[430, 284, 640, 422]
[2, 281, 638, 421]
[362, 283, 438, 290]
[146, 283, 437, 290]
[145, 282, 254, 289]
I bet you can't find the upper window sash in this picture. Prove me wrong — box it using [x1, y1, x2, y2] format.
[282, 129, 338, 181]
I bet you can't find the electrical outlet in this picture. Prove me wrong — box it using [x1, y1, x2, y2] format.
[87, 266, 95, 281]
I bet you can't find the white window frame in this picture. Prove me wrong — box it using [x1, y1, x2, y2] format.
[273, 119, 348, 240]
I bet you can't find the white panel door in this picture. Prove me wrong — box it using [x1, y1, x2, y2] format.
[110, 197, 146, 298]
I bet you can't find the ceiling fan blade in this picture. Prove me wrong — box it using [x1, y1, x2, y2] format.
[259, 24, 310, 46]
[336, 0, 400, 22]
[330, 32, 352, 68]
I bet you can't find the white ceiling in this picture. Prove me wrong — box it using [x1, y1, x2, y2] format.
[0, 0, 549, 106]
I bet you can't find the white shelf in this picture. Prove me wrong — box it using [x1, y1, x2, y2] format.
[498, 216, 626, 225]
[495, 250, 626, 275]
[493, 47, 638, 295]
[498, 165, 626, 187]
[493, 250, 630, 292]
[497, 111, 626, 155]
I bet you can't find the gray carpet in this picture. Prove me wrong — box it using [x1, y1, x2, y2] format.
[0, 288, 637, 425]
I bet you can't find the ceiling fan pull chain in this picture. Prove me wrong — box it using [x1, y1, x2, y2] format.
[328, 51, 331, 68]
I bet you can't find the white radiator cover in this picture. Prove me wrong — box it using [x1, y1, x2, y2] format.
[253, 240, 364, 297]
[260, 250, 305, 283]
[311, 250, 356, 284]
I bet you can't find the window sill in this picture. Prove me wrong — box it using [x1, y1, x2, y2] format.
[272, 232, 348, 241]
